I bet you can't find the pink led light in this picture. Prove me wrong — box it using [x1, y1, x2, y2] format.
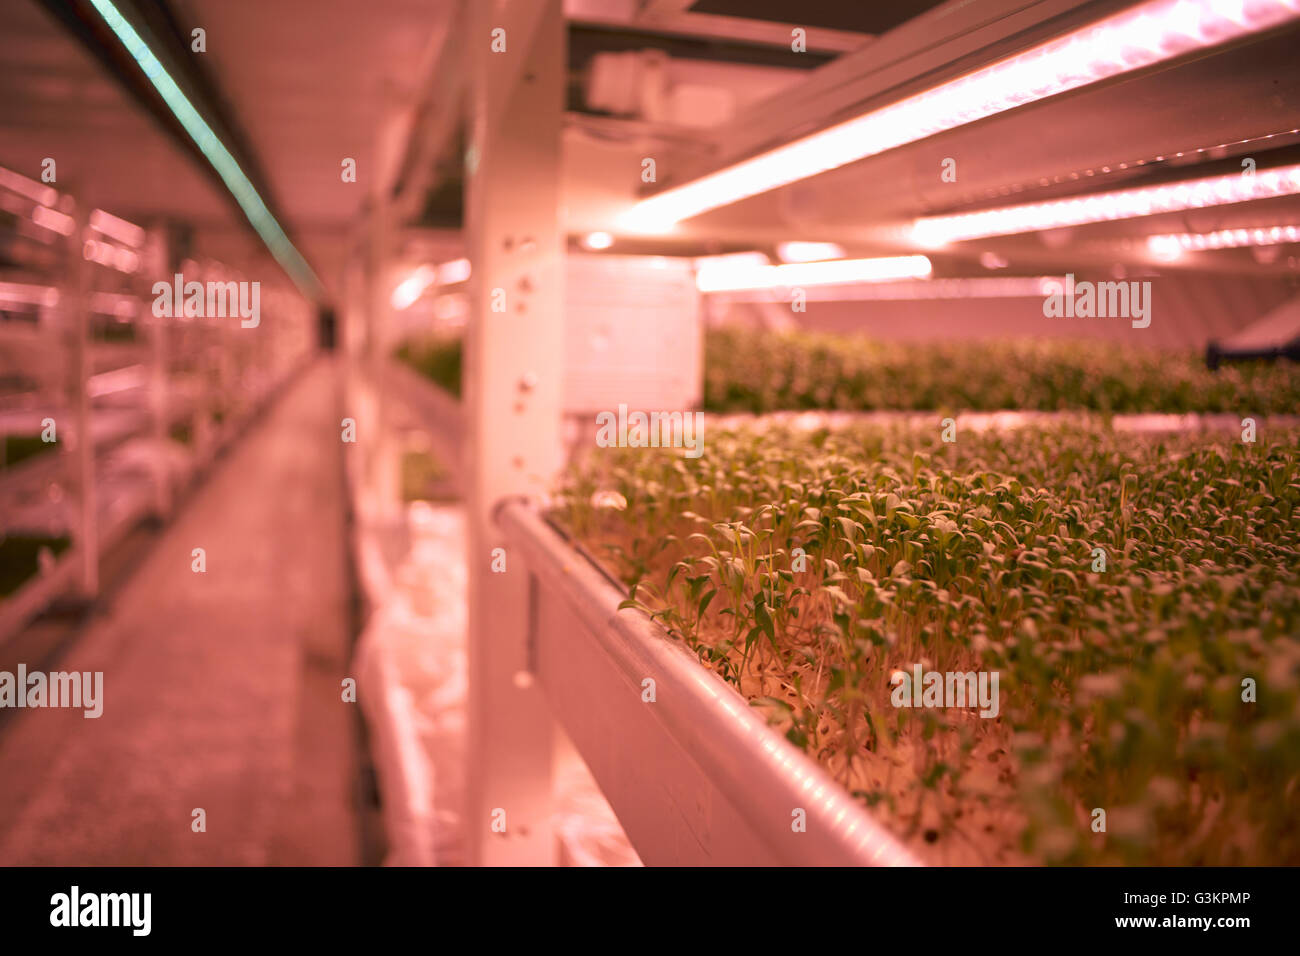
[1147, 223, 1300, 256]
[620, 0, 1300, 231]
[114, 248, 140, 273]
[715, 275, 1063, 301]
[0, 282, 59, 308]
[391, 259, 472, 309]
[776, 241, 847, 263]
[391, 265, 436, 310]
[0, 165, 58, 207]
[695, 255, 931, 293]
[913, 164, 1300, 243]
[90, 208, 146, 248]
[32, 205, 75, 236]
[436, 257, 472, 284]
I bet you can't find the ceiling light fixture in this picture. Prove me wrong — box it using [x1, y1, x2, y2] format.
[913, 163, 1300, 244]
[776, 241, 847, 263]
[619, 0, 1300, 232]
[391, 266, 437, 310]
[1147, 223, 1300, 258]
[86, 0, 324, 300]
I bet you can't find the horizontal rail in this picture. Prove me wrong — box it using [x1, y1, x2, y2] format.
[497, 499, 920, 867]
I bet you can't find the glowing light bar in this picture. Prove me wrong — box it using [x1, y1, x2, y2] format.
[391, 266, 436, 310]
[703, 275, 1059, 301]
[581, 231, 614, 250]
[436, 257, 472, 285]
[32, 205, 75, 236]
[914, 163, 1300, 244]
[1148, 224, 1300, 258]
[776, 241, 846, 263]
[82, 238, 139, 273]
[86, 0, 323, 300]
[0, 282, 59, 308]
[391, 259, 472, 309]
[620, 0, 1300, 232]
[88, 364, 146, 398]
[696, 255, 931, 293]
[0, 166, 57, 207]
[90, 208, 146, 248]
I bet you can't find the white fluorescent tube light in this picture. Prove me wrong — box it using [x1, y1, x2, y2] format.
[86, 0, 324, 300]
[0, 166, 58, 207]
[913, 163, 1300, 243]
[436, 257, 472, 284]
[88, 364, 147, 398]
[696, 255, 931, 293]
[1147, 223, 1300, 257]
[620, 0, 1300, 232]
[776, 241, 847, 263]
[90, 208, 146, 249]
[391, 266, 437, 310]
[391, 258, 472, 309]
[32, 205, 75, 236]
[0, 282, 59, 308]
[713, 276, 1065, 302]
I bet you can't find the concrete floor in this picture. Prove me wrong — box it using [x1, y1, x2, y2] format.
[0, 358, 364, 865]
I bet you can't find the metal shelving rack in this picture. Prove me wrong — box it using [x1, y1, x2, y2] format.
[355, 0, 1300, 867]
[0, 164, 312, 642]
[332, 0, 922, 867]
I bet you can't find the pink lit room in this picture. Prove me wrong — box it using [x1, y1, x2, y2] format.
[0, 0, 1297, 936]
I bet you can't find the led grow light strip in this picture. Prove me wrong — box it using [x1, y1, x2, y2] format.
[619, 0, 1300, 232]
[391, 266, 436, 310]
[32, 205, 75, 236]
[0, 166, 58, 207]
[776, 241, 847, 263]
[90, 208, 146, 248]
[707, 275, 1064, 301]
[695, 255, 931, 293]
[1147, 223, 1300, 256]
[390, 258, 472, 310]
[913, 163, 1300, 243]
[86, 0, 323, 300]
[0, 282, 59, 308]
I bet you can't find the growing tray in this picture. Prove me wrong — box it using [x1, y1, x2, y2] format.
[497, 499, 920, 867]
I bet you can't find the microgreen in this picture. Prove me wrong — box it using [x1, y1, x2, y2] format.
[556, 418, 1300, 865]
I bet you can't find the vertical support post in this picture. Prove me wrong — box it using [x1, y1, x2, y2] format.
[465, 0, 566, 866]
[64, 199, 98, 597]
[144, 224, 172, 517]
[362, 89, 398, 521]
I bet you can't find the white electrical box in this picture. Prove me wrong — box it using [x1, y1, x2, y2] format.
[563, 254, 701, 414]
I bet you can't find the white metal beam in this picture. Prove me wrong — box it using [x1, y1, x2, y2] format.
[464, 0, 567, 866]
[63, 198, 98, 598]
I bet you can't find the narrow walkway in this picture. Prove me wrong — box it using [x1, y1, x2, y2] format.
[0, 358, 361, 865]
